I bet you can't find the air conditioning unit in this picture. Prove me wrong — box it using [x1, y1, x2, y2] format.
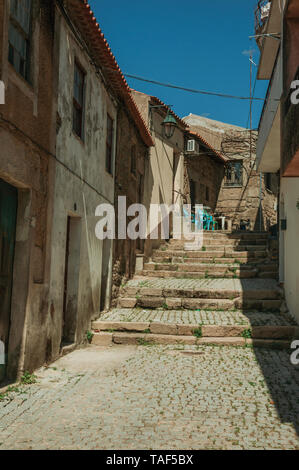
[187, 139, 196, 152]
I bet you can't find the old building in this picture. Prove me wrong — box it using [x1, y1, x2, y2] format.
[184, 130, 226, 215]
[0, 0, 56, 380]
[131, 90, 187, 259]
[112, 93, 153, 305]
[48, 1, 154, 357]
[254, 0, 299, 322]
[183, 114, 278, 231]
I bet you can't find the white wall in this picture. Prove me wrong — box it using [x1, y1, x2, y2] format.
[280, 177, 299, 323]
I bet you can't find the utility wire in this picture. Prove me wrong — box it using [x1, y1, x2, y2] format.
[124, 73, 265, 102]
[0, 115, 114, 205]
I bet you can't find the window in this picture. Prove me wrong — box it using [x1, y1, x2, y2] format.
[225, 161, 243, 187]
[131, 145, 136, 175]
[8, 0, 32, 80]
[73, 62, 85, 139]
[265, 173, 272, 191]
[106, 115, 114, 175]
[205, 186, 210, 202]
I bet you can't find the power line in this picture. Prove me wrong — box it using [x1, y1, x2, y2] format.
[124, 73, 265, 102]
[0, 115, 114, 205]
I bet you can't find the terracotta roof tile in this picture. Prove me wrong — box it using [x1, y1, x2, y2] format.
[67, 0, 154, 147]
[187, 130, 227, 163]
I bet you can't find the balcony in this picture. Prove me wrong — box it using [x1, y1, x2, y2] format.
[255, 0, 282, 80]
[256, 47, 282, 172]
[255, 1, 271, 50]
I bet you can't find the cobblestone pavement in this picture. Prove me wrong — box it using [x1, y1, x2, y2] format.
[100, 308, 296, 326]
[0, 344, 298, 450]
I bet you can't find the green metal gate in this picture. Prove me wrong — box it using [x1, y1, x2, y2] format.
[0, 178, 18, 381]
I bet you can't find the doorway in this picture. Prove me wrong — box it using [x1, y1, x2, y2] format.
[61, 216, 81, 347]
[0, 178, 18, 381]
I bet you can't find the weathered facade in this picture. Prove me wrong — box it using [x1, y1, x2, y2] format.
[112, 104, 153, 305]
[0, 0, 56, 379]
[184, 130, 226, 213]
[183, 114, 278, 231]
[131, 91, 187, 258]
[0, 0, 155, 380]
[254, 0, 299, 322]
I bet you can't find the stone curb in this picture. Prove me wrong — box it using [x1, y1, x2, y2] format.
[92, 321, 297, 339]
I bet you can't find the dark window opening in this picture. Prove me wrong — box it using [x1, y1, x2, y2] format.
[225, 161, 243, 187]
[8, 0, 32, 81]
[73, 62, 85, 140]
[205, 186, 210, 202]
[265, 173, 272, 191]
[131, 145, 136, 175]
[106, 114, 114, 175]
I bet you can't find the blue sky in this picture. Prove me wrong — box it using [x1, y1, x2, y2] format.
[89, 0, 268, 129]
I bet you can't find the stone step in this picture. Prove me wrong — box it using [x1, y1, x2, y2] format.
[165, 245, 267, 252]
[92, 320, 298, 340]
[118, 296, 282, 312]
[91, 332, 290, 349]
[167, 232, 269, 240]
[152, 250, 267, 260]
[143, 262, 278, 279]
[140, 270, 278, 280]
[119, 279, 283, 312]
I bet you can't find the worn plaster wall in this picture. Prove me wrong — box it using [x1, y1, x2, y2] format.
[184, 150, 225, 212]
[112, 104, 149, 305]
[47, 9, 117, 358]
[0, 0, 56, 379]
[280, 177, 299, 323]
[132, 90, 185, 257]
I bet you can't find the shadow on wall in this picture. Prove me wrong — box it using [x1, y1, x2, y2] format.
[230, 232, 299, 438]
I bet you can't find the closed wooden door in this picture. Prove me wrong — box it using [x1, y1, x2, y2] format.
[0, 179, 18, 380]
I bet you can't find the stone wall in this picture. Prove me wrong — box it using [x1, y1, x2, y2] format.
[216, 129, 278, 231]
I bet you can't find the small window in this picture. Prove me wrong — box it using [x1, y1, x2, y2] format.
[73, 62, 85, 139]
[225, 161, 243, 187]
[106, 115, 114, 175]
[131, 145, 136, 175]
[265, 173, 271, 191]
[8, 0, 32, 81]
[205, 186, 210, 202]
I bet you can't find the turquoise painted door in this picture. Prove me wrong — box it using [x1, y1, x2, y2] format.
[0, 179, 17, 381]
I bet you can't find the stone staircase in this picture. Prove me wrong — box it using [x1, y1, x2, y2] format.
[91, 232, 298, 348]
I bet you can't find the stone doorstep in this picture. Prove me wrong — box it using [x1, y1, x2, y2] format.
[91, 332, 291, 349]
[92, 321, 298, 339]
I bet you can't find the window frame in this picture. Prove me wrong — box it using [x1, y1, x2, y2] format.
[130, 144, 137, 176]
[72, 60, 86, 141]
[106, 114, 114, 175]
[8, 0, 32, 81]
[224, 161, 243, 187]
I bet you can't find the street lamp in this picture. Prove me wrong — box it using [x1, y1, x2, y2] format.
[162, 110, 177, 139]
